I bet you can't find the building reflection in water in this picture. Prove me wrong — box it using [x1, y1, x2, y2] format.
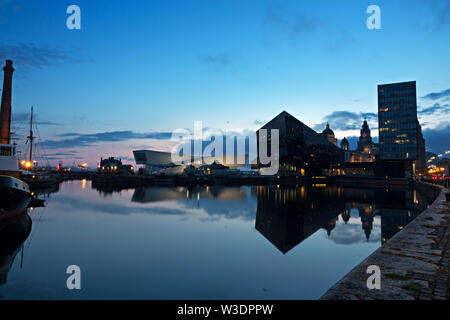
[254, 185, 428, 254]
[0, 210, 32, 288]
[127, 183, 428, 254]
[131, 186, 248, 203]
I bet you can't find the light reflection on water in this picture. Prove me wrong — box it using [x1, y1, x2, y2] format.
[0, 181, 429, 300]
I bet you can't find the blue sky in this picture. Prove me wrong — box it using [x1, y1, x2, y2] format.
[0, 0, 449, 165]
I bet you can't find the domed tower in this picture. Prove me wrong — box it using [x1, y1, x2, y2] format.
[357, 119, 373, 153]
[340, 137, 350, 162]
[322, 123, 337, 146]
[340, 137, 349, 151]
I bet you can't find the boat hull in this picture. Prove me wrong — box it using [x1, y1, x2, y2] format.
[0, 210, 32, 287]
[0, 175, 31, 217]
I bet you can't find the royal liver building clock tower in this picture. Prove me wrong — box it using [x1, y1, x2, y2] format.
[357, 119, 373, 154]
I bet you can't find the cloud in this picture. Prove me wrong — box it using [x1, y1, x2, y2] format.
[263, 4, 322, 39]
[418, 103, 450, 115]
[327, 34, 359, 52]
[51, 191, 256, 222]
[427, 0, 450, 28]
[13, 112, 60, 126]
[46, 152, 77, 156]
[45, 156, 83, 161]
[423, 122, 450, 153]
[0, 0, 21, 25]
[328, 220, 381, 245]
[0, 43, 81, 70]
[314, 110, 378, 131]
[41, 130, 173, 149]
[421, 88, 450, 100]
[201, 53, 235, 68]
[361, 112, 378, 120]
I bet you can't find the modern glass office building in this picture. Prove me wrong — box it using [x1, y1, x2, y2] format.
[378, 81, 419, 160]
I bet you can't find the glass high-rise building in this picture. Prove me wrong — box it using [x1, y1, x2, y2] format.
[378, 81, 419, 160]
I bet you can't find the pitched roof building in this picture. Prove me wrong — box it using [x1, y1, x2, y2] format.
[256, 111, 344, 176]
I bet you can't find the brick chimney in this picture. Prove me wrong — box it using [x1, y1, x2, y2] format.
[0, 60, 14, 144]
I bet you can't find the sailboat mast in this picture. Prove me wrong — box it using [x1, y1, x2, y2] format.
[28, 106, 34, 164]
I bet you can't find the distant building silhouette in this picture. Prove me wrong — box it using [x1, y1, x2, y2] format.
[256, 111, 344, 176]
[416, 121, 426, 175]
[340, 120, 378, 166]
[340, 137, 349, 151]
[321, 123, 338, 146]
[98, 157, 134, 174]
[357, 119, 374, 153]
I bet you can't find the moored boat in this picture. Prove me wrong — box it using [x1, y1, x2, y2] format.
[0, 173, 31, 217]
[0, 210, 32, 287]
[0, 60, 31, 217]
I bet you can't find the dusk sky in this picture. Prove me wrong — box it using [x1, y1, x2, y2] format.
[0, 0, 449, 166]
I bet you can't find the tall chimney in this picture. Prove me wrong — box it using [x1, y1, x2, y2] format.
[0, 60, 14, 144]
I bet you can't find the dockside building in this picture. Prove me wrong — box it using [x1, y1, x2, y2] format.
[256, 111, 344, 176]
[377, 81, 425, 177]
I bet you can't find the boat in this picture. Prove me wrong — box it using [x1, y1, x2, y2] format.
[18, 106, 61, 191]
[0, 210, 32, 288]
[0, 60, 31, 217]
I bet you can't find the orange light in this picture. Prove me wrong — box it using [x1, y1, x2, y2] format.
[25, 162, 32, 168]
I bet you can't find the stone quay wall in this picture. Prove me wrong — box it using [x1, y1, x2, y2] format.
[322, 182, 449, 300]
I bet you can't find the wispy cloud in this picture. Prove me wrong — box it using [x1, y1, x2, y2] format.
[201, 53, 236, 68]
[0, 43, 81, 70]
[313, 110, 377, 131]
[46, 152, 78, 157]
[41, 131, 173, 149]
[263, 4, 323, 40]
[418, 103, 450, 115]
[427, 0, 450, 28]
[13, 112, 60, 126]
[421, 88, 450, 100]
[326, 33, 359, 52]
[423, 122, 450, 153]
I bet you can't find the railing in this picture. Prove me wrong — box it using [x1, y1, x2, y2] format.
[421, 178, 450, 188]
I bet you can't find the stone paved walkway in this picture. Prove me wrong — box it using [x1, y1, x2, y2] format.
[322, 185, 449, 300]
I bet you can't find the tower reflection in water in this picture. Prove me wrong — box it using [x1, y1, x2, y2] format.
[0, 210, 32, 288]
[129, 184, 428, 254]
[254, 185, 428, 254]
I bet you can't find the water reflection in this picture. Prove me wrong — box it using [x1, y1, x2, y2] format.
[89, 183, 428, 253]
[0, 211, 32, 288]
[132, 186, 248, 203]
[254, 186, 427, 254]
[1, 181, 433, 299]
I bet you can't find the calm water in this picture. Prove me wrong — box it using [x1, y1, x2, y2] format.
[0, 180, 431, 300]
